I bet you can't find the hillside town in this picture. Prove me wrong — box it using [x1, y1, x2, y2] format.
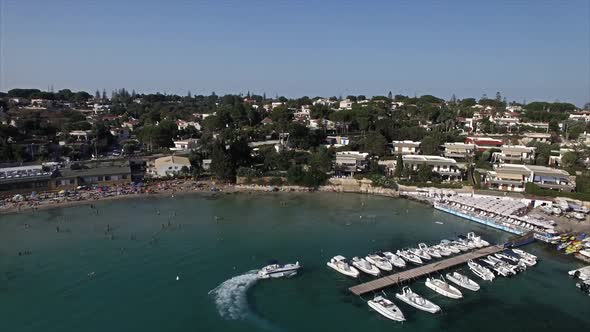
[2, 89, 590, 222]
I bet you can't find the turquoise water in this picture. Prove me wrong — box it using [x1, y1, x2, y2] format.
[0, 193, 588, 332]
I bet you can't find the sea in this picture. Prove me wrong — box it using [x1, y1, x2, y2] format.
[0, 192, 588, 332]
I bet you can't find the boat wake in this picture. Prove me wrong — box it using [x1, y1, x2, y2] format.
[209, 270, 260, 320]
[208, 270, 284, 331]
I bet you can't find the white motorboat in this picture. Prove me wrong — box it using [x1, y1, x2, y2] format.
[409, 247, 432, 260]
[450, 240, 469, 252]
[367, 295, 406, 322]
[383, 251, 406, 268]
[481, 257, 514, 277]
[258, 261, 301, 279]
[433, 244, 452, 256]
[397, 250, 422, 265]
[440, 240, 461, 254]
[467, 232, 490, 247]
[395, 286, 440, 313]
[366, 254, 393, 271]
[419, 243, 442, 258]
[457, 236, 477, 249]
[446, 272, 480, 291]
[512, 249, 537, 261]
[494, 253, 527, 272]
[327, 255, 359, 278]
[425, 277, 463, 299]
[467, 259, 495, 281]
[352, 257, 380, 276]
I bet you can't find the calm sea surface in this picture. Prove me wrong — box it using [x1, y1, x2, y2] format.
[0, 193, 588, 332]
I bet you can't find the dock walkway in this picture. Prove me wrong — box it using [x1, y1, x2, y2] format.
[349, 245, 504, 296]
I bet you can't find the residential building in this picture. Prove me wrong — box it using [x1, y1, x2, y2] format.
[0, 165, 53, 193]
[53, 162, 132, 190]
[312, 98, 333, 106]
[69, 130, 92, 142]
[147, 156, 191, 178]
[485, 164, 574, 192]
[170, 139, 199, 152]
[443, 143, 475, 159]
[493, 117, 520, 128]
[391, 140, 421, 155]
[492, 145, 536, 163]
[334, 151, 370, 176]
[378, 160, 397, 176]
[271, 102, 284, 109]
[261, 117, 274, 125]
[569, 112, 590, 122]
[465, 136, 503, 151]
[402, 155, 463, 181]
[522, 132, 551, 144]
[176, 120, 201, 131]
[339, 99, 353, 110]
[325, 136, 350, 147]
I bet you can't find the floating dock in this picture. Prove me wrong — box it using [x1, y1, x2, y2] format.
[350, 244, 504, 296]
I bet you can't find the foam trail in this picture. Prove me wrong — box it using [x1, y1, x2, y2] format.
[208, 270, 260, 320]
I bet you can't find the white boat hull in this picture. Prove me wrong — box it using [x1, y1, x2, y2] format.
[446, 273, 480, 292]
[425, 278, 463, 299]
[395, 292, 440, 313]
[327, 262, 359, 278]
[367, 300, 405, 322]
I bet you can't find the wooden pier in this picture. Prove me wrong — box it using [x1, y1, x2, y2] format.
[349, 245, 505, 296]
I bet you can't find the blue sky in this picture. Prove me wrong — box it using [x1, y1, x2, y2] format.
[1, 0, 589, 105]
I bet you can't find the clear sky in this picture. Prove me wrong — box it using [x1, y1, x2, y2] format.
[1, 0, 589, 105]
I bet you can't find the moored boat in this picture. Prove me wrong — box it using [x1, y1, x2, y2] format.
[383, 251, 406, 268]
[467, 259, 495, 281]
[446, 272, 480, 291]
[366, 254, 393, 271]
[395, 286, 441, 313]
[409, 247, 432, 260]
[327, 255, 359, 278]
[367, 295, 406, 322]
[352, 257, 380, 276]
[397, 249, 423, 265]
[419, 243, 442, 258]
[425, 277, 463, 299]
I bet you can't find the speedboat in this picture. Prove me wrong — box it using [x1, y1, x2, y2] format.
[327, 255, 359, 278]
[512, 249, 538, 262]
[481, 257, 514, 277]
[457, 235, 477, 249]
[494, 253, 527, 272]
[409, 247, 432, 260]
[433, 244, 452, 256]
[446, 272, 480, 291]
[441, 240, 461, 254]
[352, 257, 380, 276]
[258, 261, 301, 279]
[395, 286, 440, 313]
[367, 295, 406, 322]
[397, 250, 423, 265]
[425, 277, 463, 299]
[366, 254, 393, 271]
[467, 232, 490, 247]
[467, 259, 495, 281]
[450, 240, 470, 252]
[382, 251, 406, 268]
[419, 243, 442, 259]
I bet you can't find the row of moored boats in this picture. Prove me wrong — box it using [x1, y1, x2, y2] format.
[364, 248, 538, 322]
[327, 232, 489, 278]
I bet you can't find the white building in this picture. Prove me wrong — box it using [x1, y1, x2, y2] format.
[402, 155, 463, 181]
[339, 99, 353, 110]
[335, 151, 370, 176]
[69, 130, 92, 142]
[147, 156, 192, 178]
[176, 120, 201, 131]
[391, 140, 421, 155]
[443, 143, 476, 159]
[170, 139, 199, 152]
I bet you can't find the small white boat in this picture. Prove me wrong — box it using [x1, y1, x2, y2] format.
[367, 295, 405, 322]
[258, 261, 301, 279]
[419, 243, 442, 258]
[446, 272, 480, 291]
[573, 212, 585, 220]
[467, 260, 495, 281]
[457, 236, 477, 249]
[450, 240, 469, 252]
[366, 254, 393, 271]
[481, 257, 514, 277]
[397, 250, 423, 265]
[433, 244, 452, 256]
[383, 251, 406, 268]
[467, 232, 490, 247]
[494, 253, 527, 272]
[512, 248, 538, 261]
[425, 277, 463, 299]
[395, 286, 440, 313]
[441, 240, 461, 254]
[352, 257, 380, 276]
[409, 247, 431, 260]
[327, 255, 359, 278]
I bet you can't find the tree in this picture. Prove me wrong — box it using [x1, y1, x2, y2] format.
[210, 143, 235, 182]
[394, 154, 404, 177]
[388, 91, 393, 100]
[420, 136, 440, 155]
[361, 132, 388, 156]
[308, 147, 333, 173]
[416, 165, 435, 182]
[561, 151, 580, 172]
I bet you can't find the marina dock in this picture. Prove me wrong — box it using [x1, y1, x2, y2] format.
[350, 244, 505, 296]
